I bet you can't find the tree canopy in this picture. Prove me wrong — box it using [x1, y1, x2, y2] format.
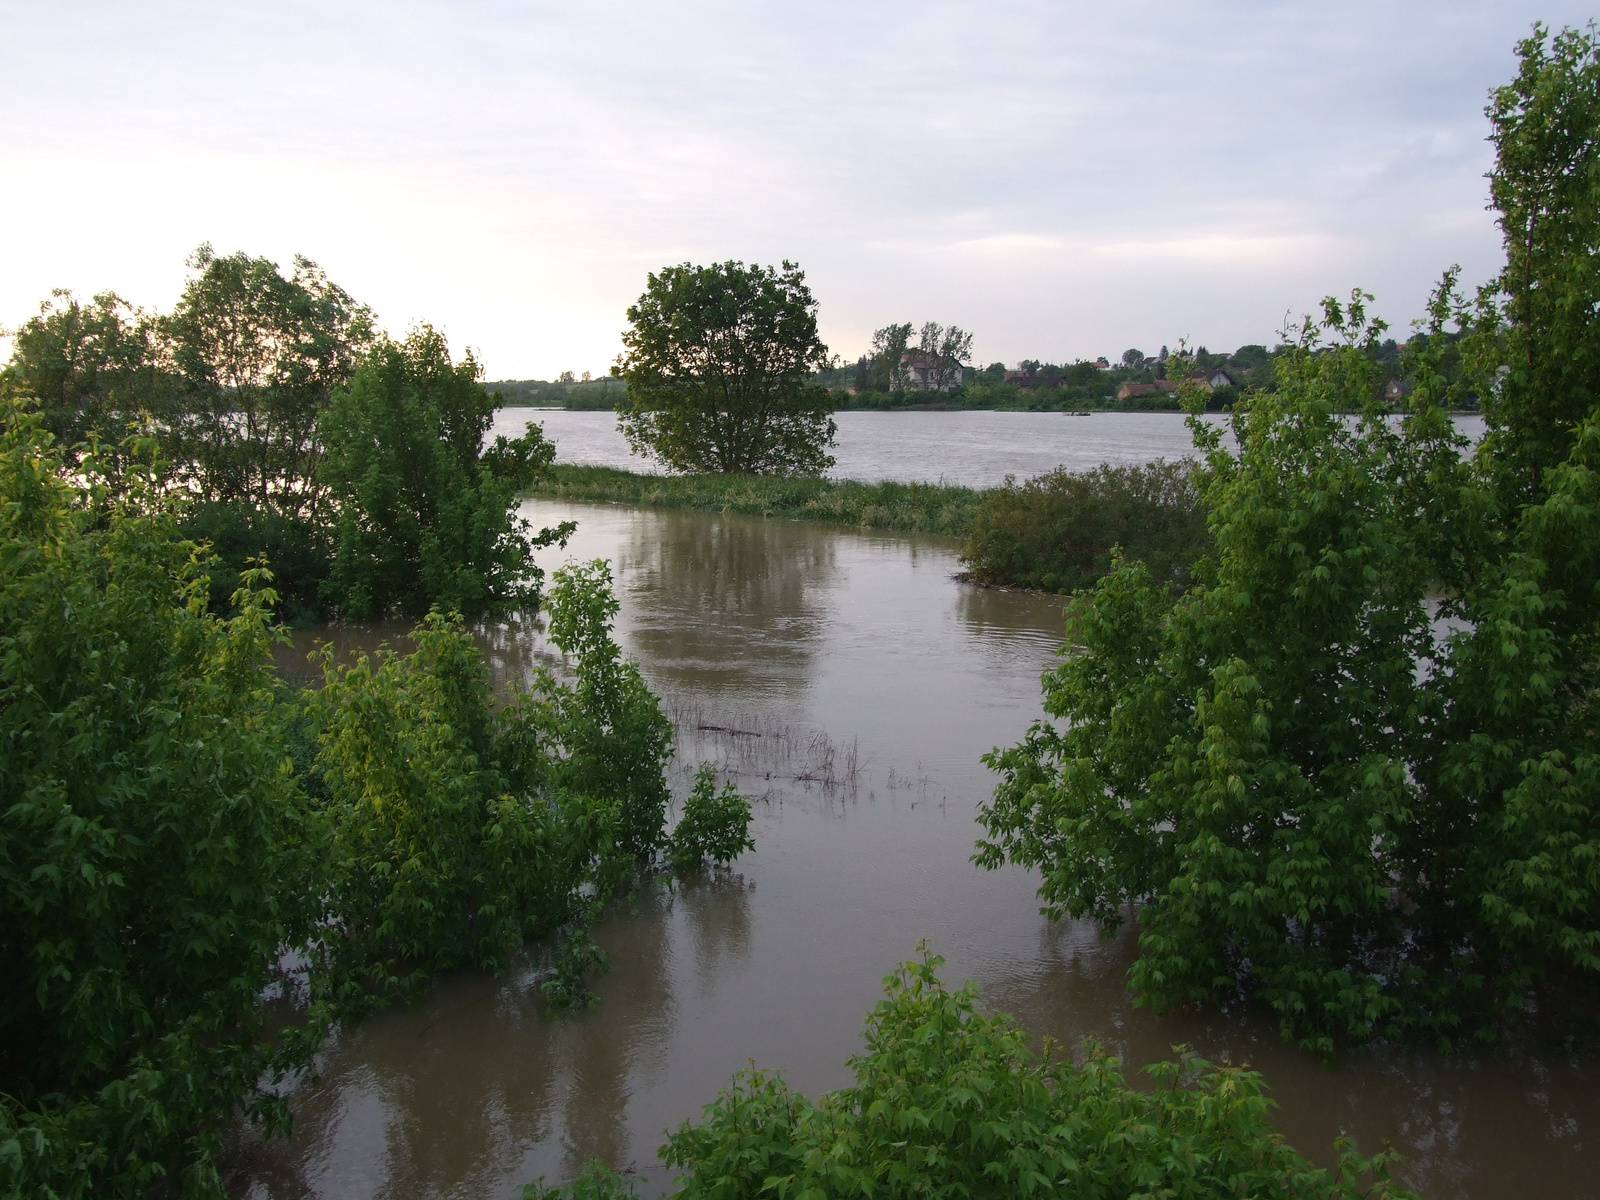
[5, 247, 563, 622]
[614, 260, 835, 475]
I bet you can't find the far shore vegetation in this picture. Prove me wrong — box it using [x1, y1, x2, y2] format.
[528, 461, 1208, 597]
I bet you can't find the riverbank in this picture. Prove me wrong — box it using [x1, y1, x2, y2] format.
[529, 464, 982, 537]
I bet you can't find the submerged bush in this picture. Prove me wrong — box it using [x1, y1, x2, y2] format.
[650, 951, 1412, 1200]
[667, 764, 756, 876]
[309, 559, 675, 1007]
[960, 459, 1207, 593]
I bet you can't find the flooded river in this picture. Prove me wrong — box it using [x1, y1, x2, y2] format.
[486, 408, 1487, 489]
[238, 494, 1589, 1200]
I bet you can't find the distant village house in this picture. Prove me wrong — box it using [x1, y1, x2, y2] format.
[898, 350, 962, 392]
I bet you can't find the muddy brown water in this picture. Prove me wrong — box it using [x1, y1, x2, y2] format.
[237, 498, 1592, 1200]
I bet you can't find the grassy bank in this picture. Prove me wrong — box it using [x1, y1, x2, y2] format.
[529, 464, 982, 537]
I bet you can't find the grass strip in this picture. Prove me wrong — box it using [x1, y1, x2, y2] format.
[529, 464, 982, 537]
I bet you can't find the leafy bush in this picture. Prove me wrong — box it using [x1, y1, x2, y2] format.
[667, 764, 755, 876]
[658, 951, 1413, 1199]
[318, 326, 573, 618]
[522, 1159, 639, 1199]
[309, 560, 672, 1005]
[530, 560, 677, 866]
[0, 398, 324, 1197]
[960, 459, 1207, 593]
[308, 612, 617, 1007]
[178, 499, 331, 623]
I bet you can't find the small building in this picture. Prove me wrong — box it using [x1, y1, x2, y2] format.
[899, 350, 961, 392]
[1117, 382, 1160, 400]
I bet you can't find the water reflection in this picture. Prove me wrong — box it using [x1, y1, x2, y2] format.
[611, 507, 837, 701]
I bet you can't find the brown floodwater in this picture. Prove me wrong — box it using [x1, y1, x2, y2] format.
[235, 498, 1593, 1200]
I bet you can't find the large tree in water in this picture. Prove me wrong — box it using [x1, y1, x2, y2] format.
[614, 260, 835, 475]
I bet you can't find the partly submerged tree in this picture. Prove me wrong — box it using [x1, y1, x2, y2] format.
[317, 325, 573, 619]
[977, 24, 1600, 1050]
[614, 260, 835, 475]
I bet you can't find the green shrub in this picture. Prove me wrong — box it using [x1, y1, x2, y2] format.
[530, 560, 677, 866]
[318, 326, 572, 619]
[522, 1159, 639, 1199]
[0, 398, 324, 1197]
[659, 951, 1414, 1199]
[309, 560, 672, 1006]
[179, 499, 331, 623]
[960, 459, 1207, 593]
[667, 764, 755, 876]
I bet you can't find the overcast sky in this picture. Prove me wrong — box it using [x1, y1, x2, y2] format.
[0, 2, 1590, 378]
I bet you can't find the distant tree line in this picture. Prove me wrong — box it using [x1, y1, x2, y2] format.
[829, 335, 1464, 413]
[488, 374, 628, 410]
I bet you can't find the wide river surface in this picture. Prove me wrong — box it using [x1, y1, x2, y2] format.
[235, 411, 1575, 1200]
[485, 408, 1486, 488]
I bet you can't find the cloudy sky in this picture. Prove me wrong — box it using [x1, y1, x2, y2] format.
[0, 2, 1589, 378]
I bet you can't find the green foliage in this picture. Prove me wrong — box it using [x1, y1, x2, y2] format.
[667, 764, 755, 876]
[161, 244, 375, 521]
[7, 249, 553, 624]
[317, 326, 573, 619]
[534, 560, 676, 866]
[1475, 22, 1600, 505]
[660, 951, 1412, 1200]
[178, 501, 331, 624]
[975, 295, 1493, 1048]
[960, 459, 1208, 593]
[522, 1159, 639, 1200]
[540, 927, 612, 1012]
[4, 290, 160, 457]
[308, 566, 661, 1004]
[977, 28, 1600, 1048]
[533, 465, 982, 537]
[0, 397, 324, 1197]
[616, 261, 836, 475]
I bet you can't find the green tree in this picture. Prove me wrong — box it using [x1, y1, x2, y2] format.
[527, 560, 676, 867]
[4, 290, 160, 456]
[162, 244, 375, 520]
[666, 764, 755, 876]
[866, 322, 913, 391]
[0, 393, 324, 1197]
[615, 261, 835, 474]
[976, 297, 1482, 1049]
[317, 326, 573, 619]
[309, 560, 676, 1008]
[1475, 23, 1600, 506]
[912, 320, 975, 391]
[975, 25, 1600, 1049]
